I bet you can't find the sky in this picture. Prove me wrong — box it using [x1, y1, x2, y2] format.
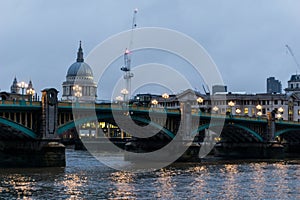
[1, 0, 300, 100]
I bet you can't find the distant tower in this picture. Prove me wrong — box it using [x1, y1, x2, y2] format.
[10, 77, 20, 94]
[62, 41, 97, 102]
[267, 77, 282, 94]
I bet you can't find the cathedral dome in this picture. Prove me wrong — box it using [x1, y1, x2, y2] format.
[66, 41, 93, 77]
[67, 62, 93, 77]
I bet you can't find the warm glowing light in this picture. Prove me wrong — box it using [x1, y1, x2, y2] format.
[278, 107, 284, 113]
[236, 108, 241, 114]
[228, 101, 235, 107]
[277, 113, 282, 119]
[151, 99, 158, 105]
[121, 88, 129, 95]
[162, 93, 169, 99]
[257, 111, 262, 116]
[197, 97, 204, 103]
[18, 81, 28, 89]
[26, 88, 35, 95]
[256, 104, 262, 110]
[116, 96, 123, 101]
[212, 106, 219, 112]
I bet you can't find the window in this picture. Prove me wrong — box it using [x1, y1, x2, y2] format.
[274, 100, 278, 105]
[244, 108, 249, 114]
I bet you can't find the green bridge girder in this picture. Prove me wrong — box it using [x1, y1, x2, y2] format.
[1, 102, 300, 142]
[57, 114, 176, 139]
[191, 123, 264, 142]
[0, 117, 37, 139]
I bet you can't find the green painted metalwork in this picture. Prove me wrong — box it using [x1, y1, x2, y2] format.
[0, 117, 37, 139]
[275, 128, 300, 137]
[191, 123, 264, 142]
[57, 114, 175, 139]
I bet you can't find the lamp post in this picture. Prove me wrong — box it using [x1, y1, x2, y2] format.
[162, 93, 169, 108]
[197, 97, 204, 104]
[116, 95, 123, 102]
[151, 99, 158, 108]
[236, 108, 241, 115]
[26, 88, 35, 102]
[73, 85, 82, 102]
[197, 97, 204, 114]
[277, 107, 284, 121]
[121, 88, 129, 102]
[116, 96, 123, 107]
[256, 104, 262, 118]
[228, 100, 235, 117]
[18, 81, 28, 101]
[212, 106, 219, 114]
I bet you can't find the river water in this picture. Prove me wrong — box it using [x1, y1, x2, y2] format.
[0, 149, 299, 199]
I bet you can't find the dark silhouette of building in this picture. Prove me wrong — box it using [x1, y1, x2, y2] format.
[212, 85, 227, 94]
[267, 77, 282, 94]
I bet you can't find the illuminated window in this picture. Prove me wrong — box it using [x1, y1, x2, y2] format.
[244, 108, 248, 114]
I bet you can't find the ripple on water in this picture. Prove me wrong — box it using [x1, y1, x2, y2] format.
[0, 149, 299, 199]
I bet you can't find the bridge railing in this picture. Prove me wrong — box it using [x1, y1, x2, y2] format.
[0, 99, 41, 107]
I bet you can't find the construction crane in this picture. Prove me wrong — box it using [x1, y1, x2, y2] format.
[120, 8, 138, 101]
[285, 44, 300, 70]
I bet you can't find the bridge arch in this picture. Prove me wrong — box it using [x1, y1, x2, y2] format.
[191, 123, 264, 142]
[275, 128, 300, 137]
[0, 117, 37, 139]
[57, 114, 175, 139]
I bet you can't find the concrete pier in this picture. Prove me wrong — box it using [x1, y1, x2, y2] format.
[0, 140, 65, 167]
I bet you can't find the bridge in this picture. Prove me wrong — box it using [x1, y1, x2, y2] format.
[1, 90, 300, 166]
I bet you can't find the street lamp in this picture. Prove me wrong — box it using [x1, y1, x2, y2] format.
[121, 88, 129, 101]
[17, 81, 28, 100]
[151, 99, 158, 107]
[26, 88, 35, 101]
[162, 93, 169, 107]
[236, 108, 241, 115]
[73, 85, 82, 101]
[228, 100, 235, 116]
[197, 97, 204, 114]
[256, 104, 262, 117]
[116, 96, 123, 102]
[277, 107, 284, 120]
[212, 106, 219, 113]
[197, 97, 204, 104]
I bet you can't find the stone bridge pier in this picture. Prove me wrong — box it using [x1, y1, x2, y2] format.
[0, 88, 65, 167]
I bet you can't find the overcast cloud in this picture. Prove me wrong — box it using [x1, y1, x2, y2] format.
[1, 0, 300, 99]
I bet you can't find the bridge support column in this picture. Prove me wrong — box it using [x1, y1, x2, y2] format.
[39, 88, 65, 167]
[180, 101, 193, 140]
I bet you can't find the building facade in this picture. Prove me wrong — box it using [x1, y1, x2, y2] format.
[61, 42, 97, 102]
[285, 74, 300, 94]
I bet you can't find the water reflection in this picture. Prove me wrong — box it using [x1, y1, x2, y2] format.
[0, 150, 299, 199]
[0, 174, 34, 199]
[155, 169, 176, 199]
[57, 174, 87, 199]
[222, 164, 239, 199]
[109, 171, 137, 199]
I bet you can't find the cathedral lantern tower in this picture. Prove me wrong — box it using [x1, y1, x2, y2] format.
[62, 41, 97, 102]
